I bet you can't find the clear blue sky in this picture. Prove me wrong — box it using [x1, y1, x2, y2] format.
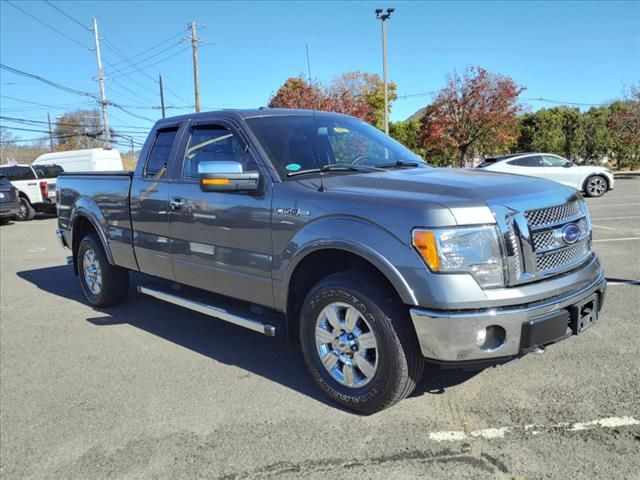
[1, 0, 639, 148]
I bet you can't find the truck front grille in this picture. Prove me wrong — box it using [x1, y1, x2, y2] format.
[498, 198, 592, 285]
[524, 201, 590, 277]
[535, 242, 589, 272]
[524, 200, 582, 228]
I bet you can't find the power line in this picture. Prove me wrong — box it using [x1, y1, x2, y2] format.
[5, 0, 91, 51]
[106, 29, 188, 68]
[0, 64, 97, 98]
[522, 97, 612, 107]
[43, 0, 91, 31]
[110, 47, 191, 79]
[0, 95, 94, 109]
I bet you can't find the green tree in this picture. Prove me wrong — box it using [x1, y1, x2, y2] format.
[581, 107, 612, 163]
[516, 107, 584, 160]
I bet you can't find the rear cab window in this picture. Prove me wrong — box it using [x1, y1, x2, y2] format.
[33, 165, 64, 178]
[0, 166, 36, 181]
[144, 128, 178, 179]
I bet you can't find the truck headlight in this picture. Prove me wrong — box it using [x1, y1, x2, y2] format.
[412, 226, 505, 288]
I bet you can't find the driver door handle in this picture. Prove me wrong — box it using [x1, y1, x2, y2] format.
[170, 197, 185, 211]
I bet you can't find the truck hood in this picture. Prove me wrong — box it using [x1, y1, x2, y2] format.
[317, 167, 579, 224]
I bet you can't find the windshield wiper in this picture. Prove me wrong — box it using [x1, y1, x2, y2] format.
[376, 160, 423, 169]
[287, 164, 382, 177]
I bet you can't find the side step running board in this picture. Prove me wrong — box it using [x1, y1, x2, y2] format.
[137, 285, 276, 336]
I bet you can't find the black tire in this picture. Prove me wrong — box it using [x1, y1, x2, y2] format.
[15, 197, 35, 221]
[77, 233, 129, 307]
[299, 271, 424, 414]
[584, 175, 608, 198]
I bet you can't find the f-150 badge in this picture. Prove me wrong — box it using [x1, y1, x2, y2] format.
[275, 207, 310, 216]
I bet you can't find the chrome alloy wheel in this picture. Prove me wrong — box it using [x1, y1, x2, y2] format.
[82, 249, 103, 296]
[315, 302, 379, 388]
[587, 176, 607, 196]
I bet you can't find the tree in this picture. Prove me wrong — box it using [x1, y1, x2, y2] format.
[516, 107, 584, 160]
[54, 109, 104, 151]
[580, 107, 612, 164]
[0, 128, 48, 165]
[607, 84, 640, 169]
[268, 72, 397, 128]
[330, 72, 397, 129]
[420, 67, 524, 167]
[268, 77, 325, 111]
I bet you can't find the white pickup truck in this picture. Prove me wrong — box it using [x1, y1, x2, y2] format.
[0, 164, 61, 220]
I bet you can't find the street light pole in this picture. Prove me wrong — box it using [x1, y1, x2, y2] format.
[375, 8, 395, 135]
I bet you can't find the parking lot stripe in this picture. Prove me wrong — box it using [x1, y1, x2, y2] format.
[593, 237, 640, 243]
[588, 203, 640, 208]
[588, 216, 640, 221]
[428, 416, 639, 443]
[592, 224, 616, 231]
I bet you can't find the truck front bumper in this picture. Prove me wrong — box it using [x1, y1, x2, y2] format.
[410, 272, 606, 362]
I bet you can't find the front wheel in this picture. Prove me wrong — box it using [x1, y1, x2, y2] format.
[584, 175, 608, 197]
[299, 272, 424, 414]
[77, 233, 129, 307]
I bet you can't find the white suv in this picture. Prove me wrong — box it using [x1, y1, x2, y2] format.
[478, 153, 614, 197]
[0, 164, 62, 220]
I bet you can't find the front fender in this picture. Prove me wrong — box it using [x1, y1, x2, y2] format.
[273, 216, 424, 311]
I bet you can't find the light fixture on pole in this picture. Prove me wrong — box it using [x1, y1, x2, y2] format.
[375, 7, 395, 135]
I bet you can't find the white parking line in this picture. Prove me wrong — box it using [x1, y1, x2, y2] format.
[607, 280, 640, 286]
[588, 216, 640, 221]
[588, 203, 640, 208]
[593, 237, 640, 243]
[592, 224, 616, 231]
[428, 416, 639, 443]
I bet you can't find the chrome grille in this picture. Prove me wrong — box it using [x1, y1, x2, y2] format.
[531, 218, 588, 251]
[532, 230, 555, 250]
[500, 199, 592, 282]
[524, 201, 582, 228]
[536, 242, 589, 272]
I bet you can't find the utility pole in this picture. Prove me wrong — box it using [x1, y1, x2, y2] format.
[375, 8, 395, 135]
[47, 112, 53, 150]
[190, 22, 201, 113]
[92, 16, 110, 147]
[159, 74, 166, 118]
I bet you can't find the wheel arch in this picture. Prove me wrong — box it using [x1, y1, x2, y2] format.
[70, 211, 114, 275]
[283, 244, 417, 344]
[582, 173, 610, 192]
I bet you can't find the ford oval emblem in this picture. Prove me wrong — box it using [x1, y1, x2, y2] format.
[562, 224, 581, 244]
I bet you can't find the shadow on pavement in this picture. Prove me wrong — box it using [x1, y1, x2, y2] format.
[17, 264, 480, 411]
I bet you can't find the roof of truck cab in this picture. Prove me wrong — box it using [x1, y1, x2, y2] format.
[153, 108, 352, 127]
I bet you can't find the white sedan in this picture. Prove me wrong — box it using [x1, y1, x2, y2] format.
[478, 153, 615, 197]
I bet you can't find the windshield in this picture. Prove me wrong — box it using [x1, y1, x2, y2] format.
[245, 114, 427, 178]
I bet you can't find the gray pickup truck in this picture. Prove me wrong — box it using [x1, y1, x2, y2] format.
[56, 109, 606, 413]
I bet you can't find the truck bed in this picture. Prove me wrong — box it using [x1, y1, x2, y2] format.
[57, 171, 137, 271]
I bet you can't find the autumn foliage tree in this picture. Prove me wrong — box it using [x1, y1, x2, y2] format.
[420, 67, 524, 167]
[268, 72, 396, 127]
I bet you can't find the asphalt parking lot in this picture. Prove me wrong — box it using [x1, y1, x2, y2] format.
[1, 179, 639, 479]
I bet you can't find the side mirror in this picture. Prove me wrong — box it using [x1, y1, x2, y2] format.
[563, 161, 574, 168]
[198, 161, 259, 192]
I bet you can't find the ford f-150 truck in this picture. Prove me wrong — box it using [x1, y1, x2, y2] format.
[56, 109, 606, 413]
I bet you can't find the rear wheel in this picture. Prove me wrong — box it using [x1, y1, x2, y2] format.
[584, 175, 608, 197]
[299, 272, 424, 414]
[77, 233, 129, 307]
[15, 197, 35, 221]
